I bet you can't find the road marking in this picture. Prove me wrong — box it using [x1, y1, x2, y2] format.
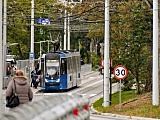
[81, 94, 86, 96]
[90, 94, 97, 97]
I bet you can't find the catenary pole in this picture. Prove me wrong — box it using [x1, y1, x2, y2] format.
[31, 0, 34, 70]
[3, 0, 7, 89]
[103, 0, 110, 107]
[152, 0, 159, 106]
[64, 1, 67, 50]
[0, 0, 3, 115]
[67, 14, 70, 50]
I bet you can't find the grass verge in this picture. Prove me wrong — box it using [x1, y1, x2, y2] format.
[93, 90, 160, 119]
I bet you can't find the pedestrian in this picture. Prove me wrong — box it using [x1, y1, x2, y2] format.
[6, 70, 33, 108]
[30, 70, 34, 87]
[33, 69, 39, 89]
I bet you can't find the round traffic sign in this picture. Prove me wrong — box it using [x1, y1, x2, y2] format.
[100, 59, 104, 68]
[100, 59, 113, 68]
[113, 65, 128, 80]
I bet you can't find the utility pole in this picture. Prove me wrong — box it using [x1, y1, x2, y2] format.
[103, 0, 110, 107]
[67, 0, 82, 50]
[0, 0, 3, 115]
[67, 13, 70, 50]
[152, 0, 159, 106]
[31, 0, 34, 70]
[61, 0, 82, 50]
[3, 0, 7, 89]
[64, 1, 67, 50]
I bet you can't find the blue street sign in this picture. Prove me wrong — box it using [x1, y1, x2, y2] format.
[45, 18, 50, 24]
[37, 18, 50, 25]
[37, 18, 42, 24]
[29, 52, 35, 59]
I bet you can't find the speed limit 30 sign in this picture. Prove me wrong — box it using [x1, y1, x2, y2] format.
[113, 65, 128, 80]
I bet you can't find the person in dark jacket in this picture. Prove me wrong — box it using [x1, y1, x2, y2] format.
[6, 70, 33, 106]
[30, 70, 34, 87]
[33, 69, 39, 89]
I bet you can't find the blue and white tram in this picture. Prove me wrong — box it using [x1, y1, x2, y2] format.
[42, 50, 81, 91]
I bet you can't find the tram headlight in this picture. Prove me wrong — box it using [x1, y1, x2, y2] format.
[45, 79, 49, 83]
[56, 78, 60, 83]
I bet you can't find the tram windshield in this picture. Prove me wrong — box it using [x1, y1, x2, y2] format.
[46, 60, 59, 75]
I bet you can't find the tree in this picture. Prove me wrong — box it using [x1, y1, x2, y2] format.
[110, 1, 152, 93]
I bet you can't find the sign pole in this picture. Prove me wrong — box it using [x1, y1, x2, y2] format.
[113, 65, 128, 110]
[119, 79, 122, 110]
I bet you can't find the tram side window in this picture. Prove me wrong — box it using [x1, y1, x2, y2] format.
[67, 57, 71, 73]
[76, 56, 80, 71]
[61, 58, 67, 74]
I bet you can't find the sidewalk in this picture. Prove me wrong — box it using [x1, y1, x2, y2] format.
[30, 86, 42, 94]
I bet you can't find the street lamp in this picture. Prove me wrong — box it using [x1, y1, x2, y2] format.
[30, 0, 34, 71]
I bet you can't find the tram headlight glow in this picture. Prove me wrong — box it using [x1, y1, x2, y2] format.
[56, 78, 60, 83]
[45, 79, 49, 83]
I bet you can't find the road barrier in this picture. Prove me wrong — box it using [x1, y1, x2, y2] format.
[0, 94, 90, 120]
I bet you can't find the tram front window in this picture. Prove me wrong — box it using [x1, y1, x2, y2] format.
[46, 66, 59, 79]
[47, 66, 58, 75]
[46, 60, 60, 79]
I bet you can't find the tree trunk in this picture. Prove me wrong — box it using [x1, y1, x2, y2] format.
[136, 70, 141, 94]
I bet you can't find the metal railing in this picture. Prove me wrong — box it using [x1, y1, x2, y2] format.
[0, 94, 90, 120]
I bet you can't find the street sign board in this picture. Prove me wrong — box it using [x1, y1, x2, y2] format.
[113, 65, 128, 80]
[29, 52, 35, 59]
[37, 18, 50, 25]
[100, 59, 113, 68]
[100, 59, 104, 68]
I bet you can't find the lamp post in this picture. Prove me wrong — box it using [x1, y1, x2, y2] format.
[0, 0, 3, 115]
[3, 0, 7, 91]
[2, 0, 7, 95]
[30, 0, 34, 71]
[103, 0, 110, 107]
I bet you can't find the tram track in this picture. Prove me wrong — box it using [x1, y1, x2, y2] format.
[36, 71, 115, 105]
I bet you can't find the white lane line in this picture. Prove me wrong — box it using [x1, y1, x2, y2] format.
[89, 94, 97, 97]
[81, 94, 86, 96]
